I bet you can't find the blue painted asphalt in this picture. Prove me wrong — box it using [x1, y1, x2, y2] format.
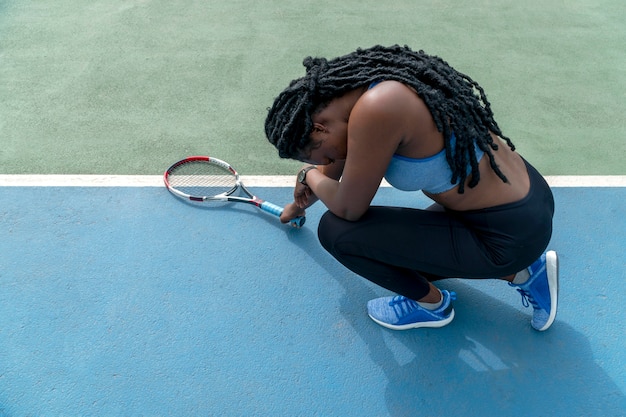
[0, 185, 624, 416]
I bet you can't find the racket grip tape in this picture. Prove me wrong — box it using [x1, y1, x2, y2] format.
[260, 201, 306, 228]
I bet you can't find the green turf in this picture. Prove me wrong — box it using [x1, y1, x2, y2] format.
[1, 0, 624, 175]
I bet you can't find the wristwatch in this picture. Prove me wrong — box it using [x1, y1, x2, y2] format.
[297, 165, 317, 186]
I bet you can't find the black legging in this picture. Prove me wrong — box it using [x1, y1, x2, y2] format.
[317, 159, 555, 301]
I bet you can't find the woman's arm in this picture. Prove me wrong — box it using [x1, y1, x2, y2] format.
[303, 86, 411, 220]
[279, 161, 345, 224]
[305, 82, 437, 221]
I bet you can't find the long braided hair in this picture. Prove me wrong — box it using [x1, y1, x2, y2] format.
[264, 44, 514, 193]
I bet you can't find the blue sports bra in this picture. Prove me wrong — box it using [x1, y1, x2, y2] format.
[384, 133, 484, 194]
[367, 81, 485, 194]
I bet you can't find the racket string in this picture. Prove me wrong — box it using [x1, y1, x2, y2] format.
[168, 161, 237, 197]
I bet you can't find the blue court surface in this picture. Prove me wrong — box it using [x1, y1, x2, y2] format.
[0, 182, 624, 416]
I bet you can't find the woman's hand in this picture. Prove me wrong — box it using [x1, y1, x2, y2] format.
[280, 180, 318, 224]
[294, 182, 314, 209]
[280, 202, 307, 224]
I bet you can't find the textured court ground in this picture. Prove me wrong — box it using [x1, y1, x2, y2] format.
[1, 1, 625, 416]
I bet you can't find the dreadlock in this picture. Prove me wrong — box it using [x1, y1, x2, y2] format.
[264, 44, 515, 193]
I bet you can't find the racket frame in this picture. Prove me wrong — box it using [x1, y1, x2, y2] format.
[164, 156, 305, 227]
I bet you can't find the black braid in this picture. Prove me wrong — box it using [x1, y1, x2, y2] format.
[265, 45, 515, 192]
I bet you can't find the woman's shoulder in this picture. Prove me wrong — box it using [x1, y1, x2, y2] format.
[352, 81, 428, 124]
[350, 80, 441, 154]
[360, 80, 418, 105]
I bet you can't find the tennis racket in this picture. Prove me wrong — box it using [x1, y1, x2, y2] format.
[164, 156, 305, 228]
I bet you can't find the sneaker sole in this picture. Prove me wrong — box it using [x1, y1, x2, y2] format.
[367, 308, 455, 331]
[536, 250, 559, 331]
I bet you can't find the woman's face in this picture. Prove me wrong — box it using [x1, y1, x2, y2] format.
[298, 120, 348, 165]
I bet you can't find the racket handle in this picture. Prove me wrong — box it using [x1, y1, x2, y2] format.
[289, 216, 306, 228]
[260, 201, 306, 228]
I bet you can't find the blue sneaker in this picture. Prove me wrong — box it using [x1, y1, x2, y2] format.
[367, 290, 456, 330]
[511, 250, 559, 331]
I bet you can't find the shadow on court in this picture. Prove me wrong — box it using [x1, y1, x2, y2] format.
[287, 226, 626, 417]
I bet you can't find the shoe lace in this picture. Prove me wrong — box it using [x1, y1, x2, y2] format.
[389, 296, 417, 308]
[514, 287, 539, 309]
[388, 292, 457, 309]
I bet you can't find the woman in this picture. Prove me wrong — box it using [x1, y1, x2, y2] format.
[264, 45, 558, 331]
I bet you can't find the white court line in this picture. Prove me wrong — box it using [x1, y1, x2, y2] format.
[0, 175, 625, 187]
